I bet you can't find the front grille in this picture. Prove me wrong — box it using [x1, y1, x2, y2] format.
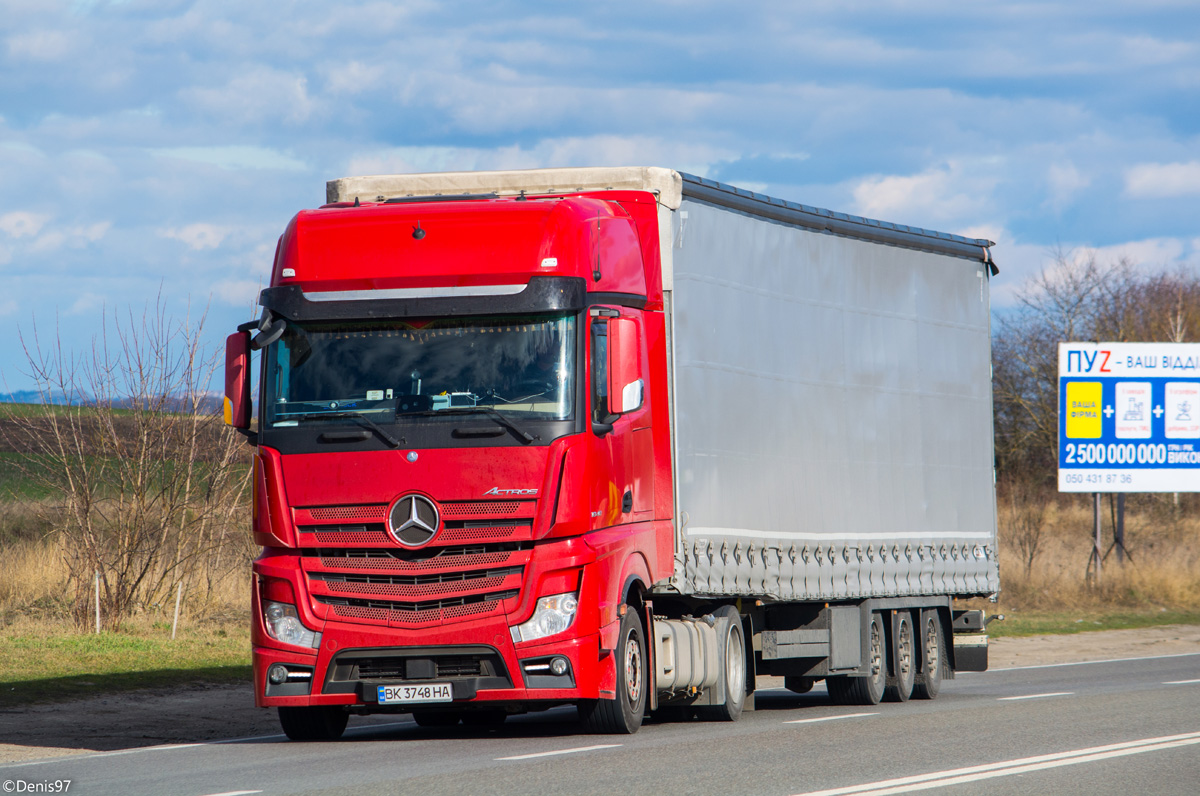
[358, 656, 483, 680]
[316, 590, 519, 613]
[297, 500, 536, 629]
[307, 505, 387, 521]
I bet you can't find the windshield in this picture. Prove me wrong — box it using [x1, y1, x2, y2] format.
[263, 314, 577, 428]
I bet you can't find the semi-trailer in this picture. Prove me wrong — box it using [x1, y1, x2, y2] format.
[224, 166, 999, 739]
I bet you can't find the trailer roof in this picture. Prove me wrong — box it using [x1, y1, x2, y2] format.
[327, 166, 996, 269]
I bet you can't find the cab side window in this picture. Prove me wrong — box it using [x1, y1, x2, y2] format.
[590, 320, 616, 425]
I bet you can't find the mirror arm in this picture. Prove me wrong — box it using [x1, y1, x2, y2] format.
[591, 421, 613, 436]
[234, 428, 259, 446]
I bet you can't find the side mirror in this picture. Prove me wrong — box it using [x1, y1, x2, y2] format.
[607, 317, 643, 414]
[225, 331, 252, 429]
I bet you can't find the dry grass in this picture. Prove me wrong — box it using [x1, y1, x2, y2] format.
[0, 536, 252, 630]
[995, 490, 1200, 614]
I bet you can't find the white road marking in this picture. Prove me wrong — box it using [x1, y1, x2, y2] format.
[784, 712, 879, 725]
[986, 650, 1200, 672]
[496, 744, 622, 761]
[998, 691, 1073, 701]
[0, 743, 205, 769]
[1164, 679, 1200, 685]
[789, 731, 1200, 796]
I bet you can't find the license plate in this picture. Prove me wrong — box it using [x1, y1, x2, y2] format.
[377, 682, 453, 704]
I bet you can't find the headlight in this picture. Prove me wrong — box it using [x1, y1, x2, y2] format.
[263, 600, 320, 648]
[510, 592, 579, 643]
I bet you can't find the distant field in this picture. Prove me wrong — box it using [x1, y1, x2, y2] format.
[984, 608, 1200, 637]
[0, 619, 251, 707]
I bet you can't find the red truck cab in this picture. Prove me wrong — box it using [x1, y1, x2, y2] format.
[226, 188, 674, 738]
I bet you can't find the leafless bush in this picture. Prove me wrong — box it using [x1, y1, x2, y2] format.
[1000, 477, 1050, 578]
[3, 297, 252, 629]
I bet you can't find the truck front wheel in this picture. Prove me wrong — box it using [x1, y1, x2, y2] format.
[580, 607, 647, 734]
[278, 706, 348, 741]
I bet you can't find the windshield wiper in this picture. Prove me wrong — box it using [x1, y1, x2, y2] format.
[400, 407, 538, 444]
[284, 411, 403, 448]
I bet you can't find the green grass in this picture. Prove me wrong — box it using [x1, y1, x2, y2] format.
[984, 608, 1200, 637]
[0, 624, 251, 707]
[0, 452, 60, 501]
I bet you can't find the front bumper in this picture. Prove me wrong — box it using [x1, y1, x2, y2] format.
[254, 616, 607, 709]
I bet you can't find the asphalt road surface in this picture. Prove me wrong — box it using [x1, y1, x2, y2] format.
[2, 652, 1197, 796]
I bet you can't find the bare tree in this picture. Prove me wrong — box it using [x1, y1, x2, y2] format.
[4, 297, 252, 629]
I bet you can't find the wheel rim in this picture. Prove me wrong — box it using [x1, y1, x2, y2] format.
[869, 618, 884, 682]
[924, 617, 940, 677]
[898, 618, 913, 682]
[726, 624, 745, 698]
[624, 629, 643, 704]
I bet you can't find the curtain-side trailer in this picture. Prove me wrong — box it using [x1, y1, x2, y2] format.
[224, 167, 999, 739]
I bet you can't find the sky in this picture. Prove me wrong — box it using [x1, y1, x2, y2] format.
[1, 0, 1199, 391]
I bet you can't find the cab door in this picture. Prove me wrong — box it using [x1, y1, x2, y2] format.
[588, 306, 653, 528]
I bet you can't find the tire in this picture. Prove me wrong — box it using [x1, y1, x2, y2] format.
[461, 708, 507, 727]
[784, 676, 815, 694]
[580, 607, 647, 734]
[278, 706, 348, 741]
[412, 710, 462, 727]
[708, 604, 748, 721]
[827, 612, 886, 706]
[912, 610, 946, 700]
[884, 611, 916, 703]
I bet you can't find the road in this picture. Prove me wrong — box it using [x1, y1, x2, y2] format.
[2, 652, 1198, 796]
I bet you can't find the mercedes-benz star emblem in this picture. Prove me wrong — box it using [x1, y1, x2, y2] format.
[387, 494, 440, 547]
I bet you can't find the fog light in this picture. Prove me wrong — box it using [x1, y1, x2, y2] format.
[550, 656, 569, 676]
[268, 663, 289, 685]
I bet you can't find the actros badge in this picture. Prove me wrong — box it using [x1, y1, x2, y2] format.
[387, 494, 440, 547]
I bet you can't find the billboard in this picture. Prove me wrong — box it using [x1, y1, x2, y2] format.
[1059, 342, 1200, 492]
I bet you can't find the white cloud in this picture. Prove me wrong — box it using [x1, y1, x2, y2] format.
[151, 146, 308, 172]
[212, 279, 263, 308]
[0, 212, 51, 239]
[850, 162, 996, 229]
[6, 30, 74, 62]
[343, 137, 738, 180]
[28, 222, 110, 253]
[181, 68, 317, 126]
[0, 298, 16, 316]
[67, 292, 105, 315]
[161, 223, 230, 251]
[1045, 162, 1090, 211]
[323, 61, 387, 96]
[1077, 237, 1198, 270]
[1125, 161, 1200, 198]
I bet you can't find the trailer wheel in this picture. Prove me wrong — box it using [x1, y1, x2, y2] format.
[884, 611, 915, 702]
[580, 607, 647, 734]
[708, 604, 748, 721]
[277, 706, 348, 741]
[827, 612, 886, 706]
[412, 710, 462, 728]
[912, 610, 945, 700]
